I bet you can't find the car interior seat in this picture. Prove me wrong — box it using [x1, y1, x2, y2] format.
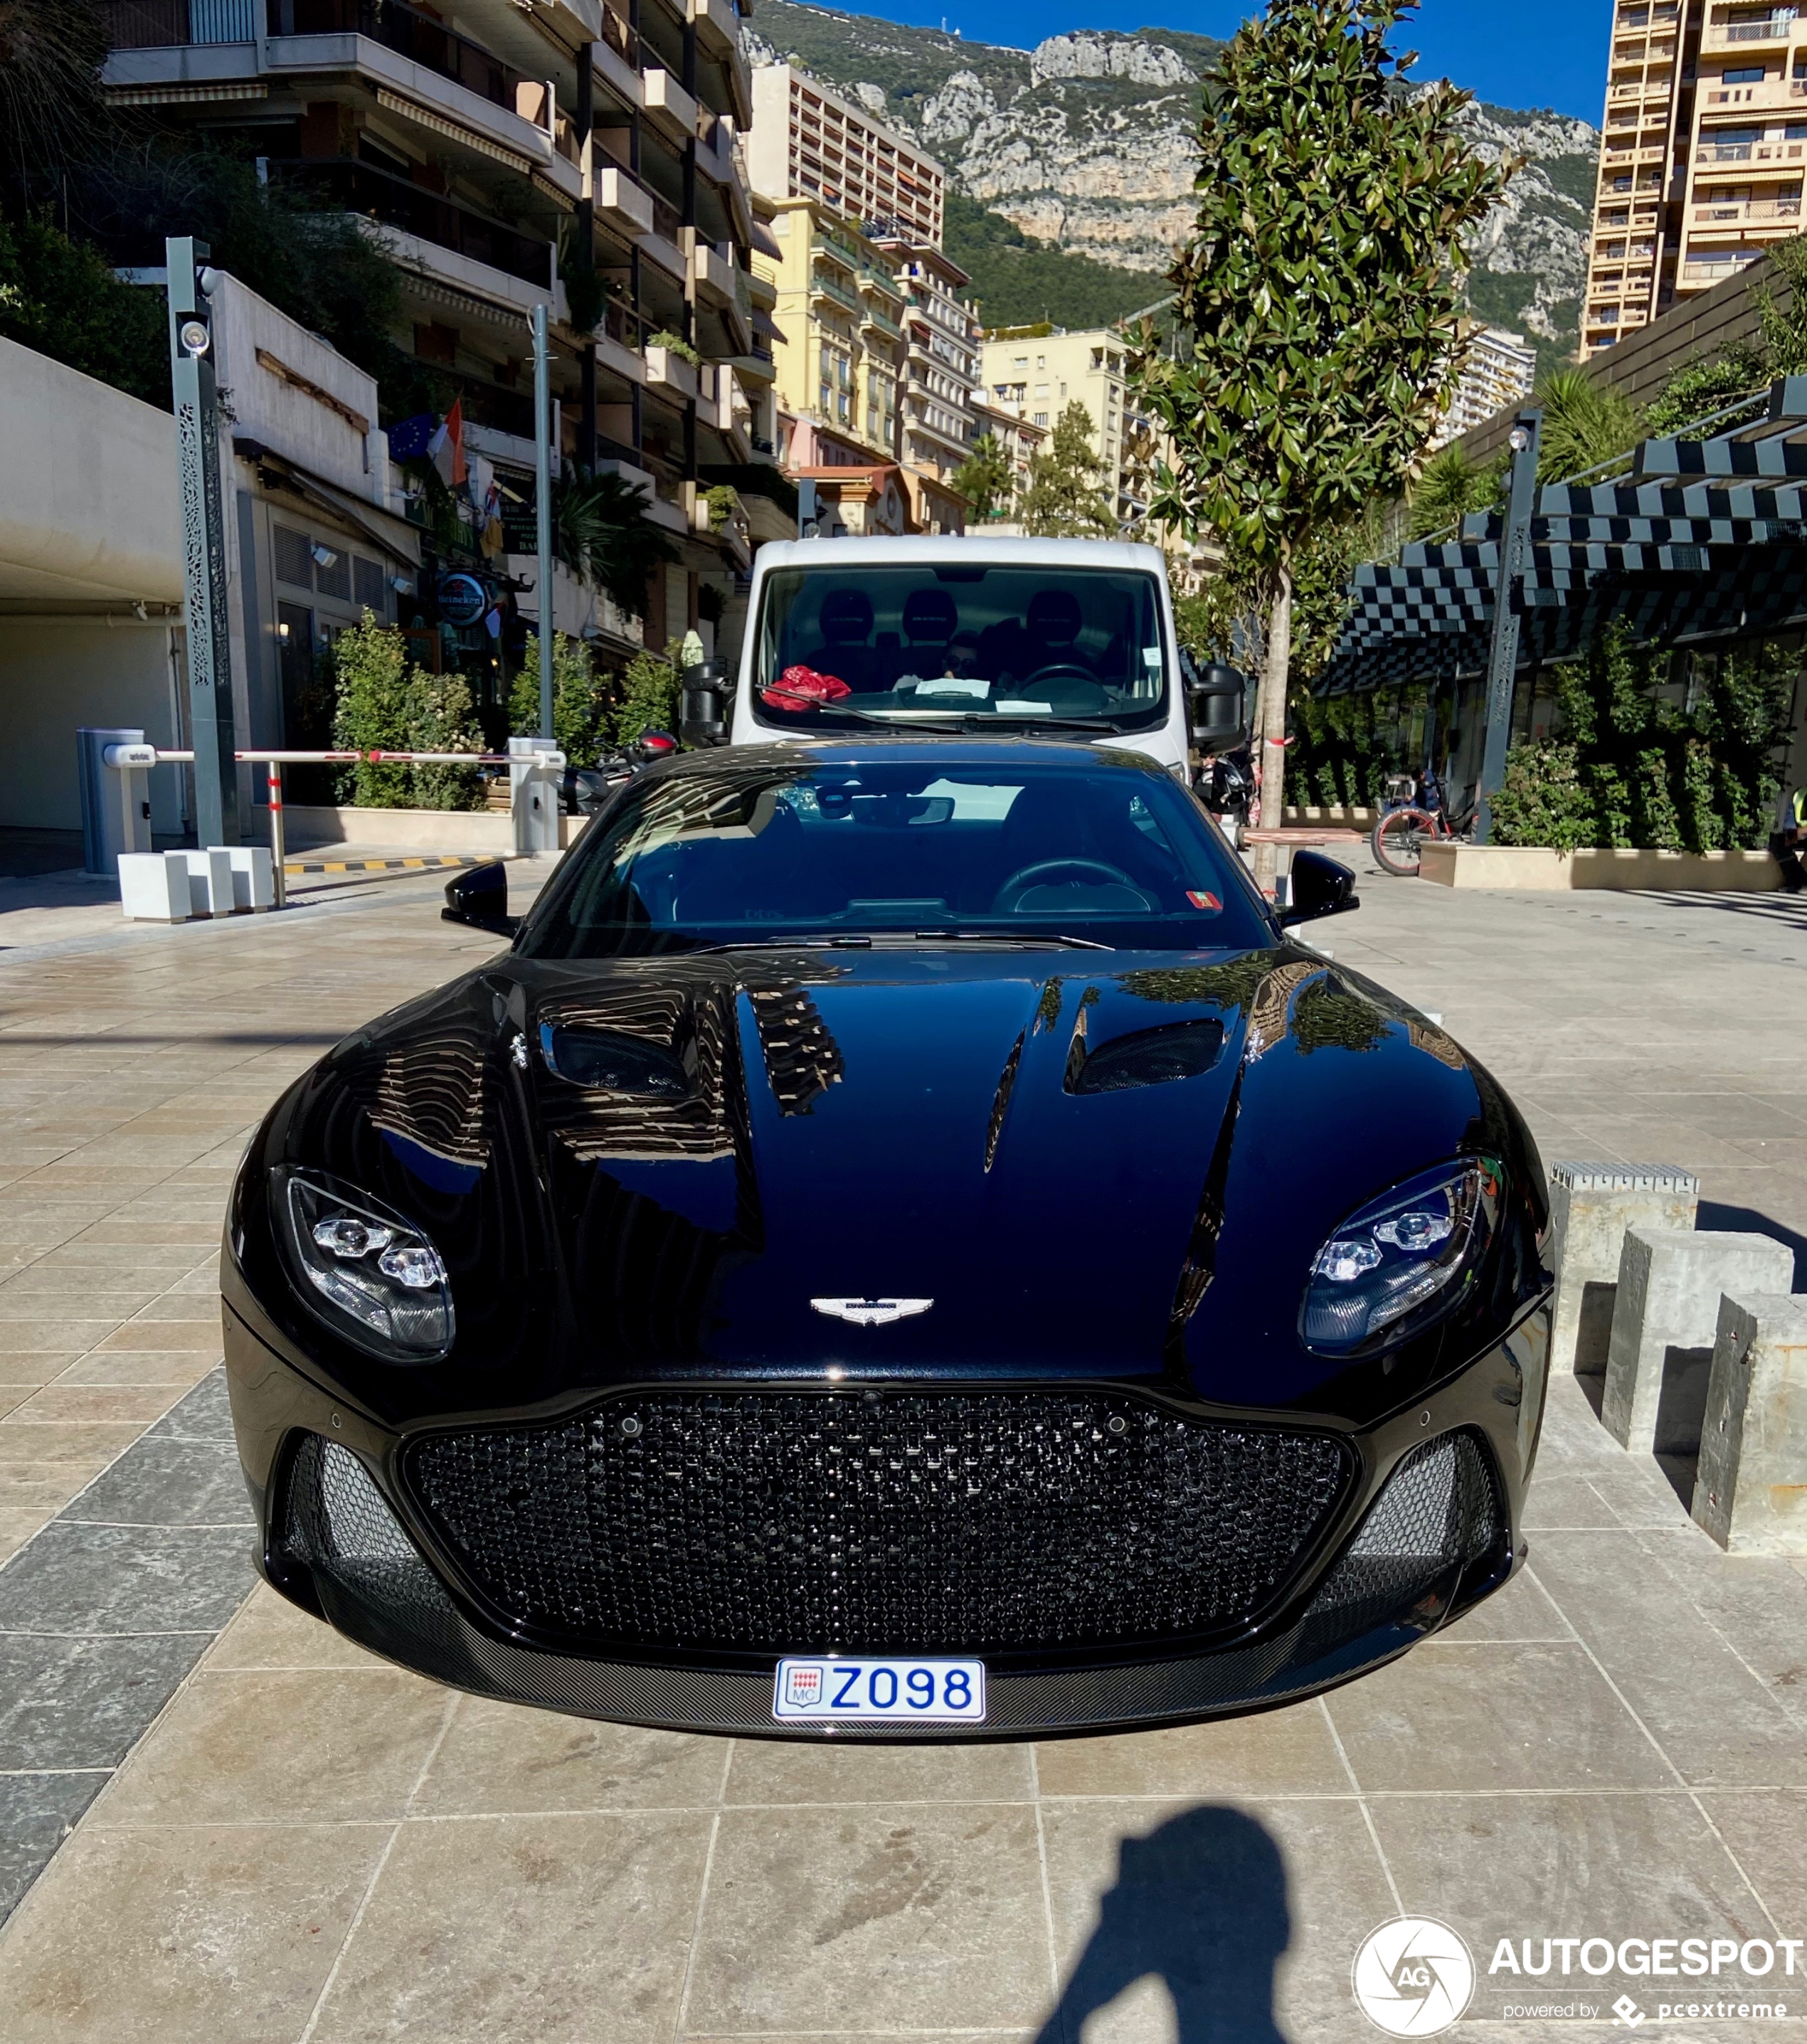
[811, 589, 876, 691]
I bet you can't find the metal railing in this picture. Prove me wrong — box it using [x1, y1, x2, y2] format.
[271, 159, 553, 289]
[265, 0, 526, 112]
[1693, 196, 1802, 221]
[105, 0, 256, 43]
[1709, 15, 1800, 43]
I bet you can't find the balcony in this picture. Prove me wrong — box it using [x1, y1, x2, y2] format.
[811, 264, 861, 314]
[1693, 195, 1802, 221]
[107, 0, 257, 41]
[1707, 16, 1801, 46]
[689, 0, 739, 63]
[645, 343, 699, 401]
[642, 66, 699, 144]
[265, 0, 521, 108]
[270, 159, 553, 290]
[594, 163, 654, 238]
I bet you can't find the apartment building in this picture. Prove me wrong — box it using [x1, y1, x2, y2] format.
[102, 0, 763, 669]
[747, 64, 943, 248]
[969, 396, 1049, 519]
[980, 327, 1145, 521]
[1581, 4, 1807, 359]
[871, 236, 979, 534]
[754, 196, 903, 472]
[1429, 324, 1539, 447]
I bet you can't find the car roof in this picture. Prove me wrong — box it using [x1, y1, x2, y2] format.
[751, 536, 1168, 574]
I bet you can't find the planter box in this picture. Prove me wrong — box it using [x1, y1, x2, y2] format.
[284, 806, 519, 854]
[1419, 842, 1784, 893]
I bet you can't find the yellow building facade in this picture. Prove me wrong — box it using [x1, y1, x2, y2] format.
[755, 196, 903, 472]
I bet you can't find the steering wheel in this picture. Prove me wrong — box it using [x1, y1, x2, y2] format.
[992, 858, 1160, 916]
[1023, 663, 1096, 689]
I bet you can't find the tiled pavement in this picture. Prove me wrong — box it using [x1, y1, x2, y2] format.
[1, 857, 1806, 2040]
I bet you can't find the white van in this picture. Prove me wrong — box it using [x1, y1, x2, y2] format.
[692, 534, 1242, 773]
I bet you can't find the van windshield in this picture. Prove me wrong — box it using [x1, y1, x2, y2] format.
[751, 564, 1170, 735]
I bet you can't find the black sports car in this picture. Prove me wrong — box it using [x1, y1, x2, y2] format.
[223, 740, 1552, 1739]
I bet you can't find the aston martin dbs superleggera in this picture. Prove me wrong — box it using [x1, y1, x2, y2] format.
[223, 740, 1552, 1739]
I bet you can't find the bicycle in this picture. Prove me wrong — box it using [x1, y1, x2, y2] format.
[1371, 773, 1475, 879]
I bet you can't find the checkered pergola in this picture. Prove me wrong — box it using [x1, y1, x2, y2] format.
[1318, 386, 1807, 696]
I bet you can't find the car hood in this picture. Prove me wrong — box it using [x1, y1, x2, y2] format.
[251, 945, 1538, 1418]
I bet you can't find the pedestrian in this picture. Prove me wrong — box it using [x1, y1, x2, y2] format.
[1773, 783, 1807, 894]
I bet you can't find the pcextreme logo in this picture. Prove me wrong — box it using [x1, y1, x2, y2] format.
[1352, 1917, 1476, 2036]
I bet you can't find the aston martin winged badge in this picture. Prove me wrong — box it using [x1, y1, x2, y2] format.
[810, 1298, 933, 1327]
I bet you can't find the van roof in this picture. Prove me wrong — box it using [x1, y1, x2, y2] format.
[752, 536, 1168, 574]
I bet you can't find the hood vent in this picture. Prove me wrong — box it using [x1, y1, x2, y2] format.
[1069, 1017, 1226, 1096]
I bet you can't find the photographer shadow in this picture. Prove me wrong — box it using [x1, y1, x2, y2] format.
[1034, 1804, 1291, 2044]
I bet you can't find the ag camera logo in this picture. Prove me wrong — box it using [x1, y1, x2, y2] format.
[1352, 1917, 1476, 2035]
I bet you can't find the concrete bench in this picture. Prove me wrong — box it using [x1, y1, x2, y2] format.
[1695, 1293, 1807, 1555]
[1601, 1229, 1795, 1456]
[1547, 1162, 1699, 1375]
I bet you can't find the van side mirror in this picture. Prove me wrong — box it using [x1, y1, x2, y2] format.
[1278, 849, 1360, 928]
[681, 659, 730, 748]
[442, 862, 518, 936]
[1182, 655, 1250, 753]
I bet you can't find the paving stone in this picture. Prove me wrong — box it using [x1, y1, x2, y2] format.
[685, 1801, 1050, 2034]
[0, 1523, 253, 1636]
[65, 1437, 252, 1528]
[1032, 1699, 1347, 1800]
[143, 1367, 233, 1443]
[0, 1773, 105, 1927]
[0, 1633, 208, 1769]
[307, 1811, 714, 2044]
[415, 1696, 732, 1816]
[725, 1734, 1033, 1809]
[1039, 1795, 1392, 2044]
[0, 1821, 390, 2041]
[98, 1668, 450, 1826]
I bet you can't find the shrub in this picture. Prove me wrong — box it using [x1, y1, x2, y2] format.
[1490, 626, 1794, 852]
[330, 614, 484, 808]
[612, 652, 679, 745]
[509, 632, 610, 768]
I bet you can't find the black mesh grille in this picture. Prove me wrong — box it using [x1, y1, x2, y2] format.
[406, 1392, 1352, 1654]
[1305, 1429, 1500, 1637]
[284, 1433, 457, 1622]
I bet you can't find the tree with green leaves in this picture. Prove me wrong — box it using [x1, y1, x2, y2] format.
[510, 632, 610, 766]
[1017, 403, 1116, 539]
[1130, 0, 1513, 883]
[1535, 368, 1641, 485]
[952, 434, 1014, 522]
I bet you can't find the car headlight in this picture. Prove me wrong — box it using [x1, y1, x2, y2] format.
[278, 1170, 454, 1361]
[1300, 1158, 1499, 1357]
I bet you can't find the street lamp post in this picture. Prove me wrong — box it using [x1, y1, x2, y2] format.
[532, 302, 555, 743]
[1473, 408, 1542, 847]
[166, 236, 239, 849]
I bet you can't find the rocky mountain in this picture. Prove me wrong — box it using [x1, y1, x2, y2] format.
[746, 1, 1599, 371]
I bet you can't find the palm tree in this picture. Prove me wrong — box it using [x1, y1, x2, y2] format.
[1535, 368, 1642, 485]
[1407, 443, 1498, 541]
[553, 466, 679, 621]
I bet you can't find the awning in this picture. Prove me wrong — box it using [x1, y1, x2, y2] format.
[235, 443, 423, 571]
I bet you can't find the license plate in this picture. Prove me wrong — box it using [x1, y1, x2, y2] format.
[773, 1656, 986, 1723]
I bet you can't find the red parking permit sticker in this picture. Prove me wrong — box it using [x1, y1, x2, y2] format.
[1187, 891, 1222, 911]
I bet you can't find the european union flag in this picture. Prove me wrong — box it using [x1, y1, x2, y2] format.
[386, 413, 435, 462]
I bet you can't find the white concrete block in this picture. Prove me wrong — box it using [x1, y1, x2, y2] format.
[1695, 1292, 1807, 1556]
[1547, 1162, 1699, 1375]
[117, 852, 189, 922]
[1601, 1229, 1795, 1454]
[221, 845, 274, 911]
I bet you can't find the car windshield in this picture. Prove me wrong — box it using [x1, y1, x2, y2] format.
[750, 564, 1170, 734]
[519, 755, 1271, 960]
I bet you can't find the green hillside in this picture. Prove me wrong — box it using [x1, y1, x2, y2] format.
[943, 194, 1167, 334]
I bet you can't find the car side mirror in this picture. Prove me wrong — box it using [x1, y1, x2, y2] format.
[1182, 655, 1250, 753]
[680, 659, 731, 748]
[1278, 849, 1360, 927]
[442, 862, 519, 937]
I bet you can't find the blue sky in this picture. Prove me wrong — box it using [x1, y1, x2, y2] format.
[842, 1, 1617, 122]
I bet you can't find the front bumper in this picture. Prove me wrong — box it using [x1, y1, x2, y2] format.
[223, 1298, 1549, 1740]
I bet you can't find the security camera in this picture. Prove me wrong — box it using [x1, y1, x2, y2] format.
[311, 543, 339, 568]
[198, 268, 223, 297]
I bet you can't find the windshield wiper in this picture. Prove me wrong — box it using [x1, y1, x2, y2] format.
[689, 930, 1113, 954]
[914, 928, 1112, 950]
[962, 715, 1118, 734]
[779, 704, 972, 734]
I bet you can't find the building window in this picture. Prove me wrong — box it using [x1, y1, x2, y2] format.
[1034, 411, 1048, 425]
